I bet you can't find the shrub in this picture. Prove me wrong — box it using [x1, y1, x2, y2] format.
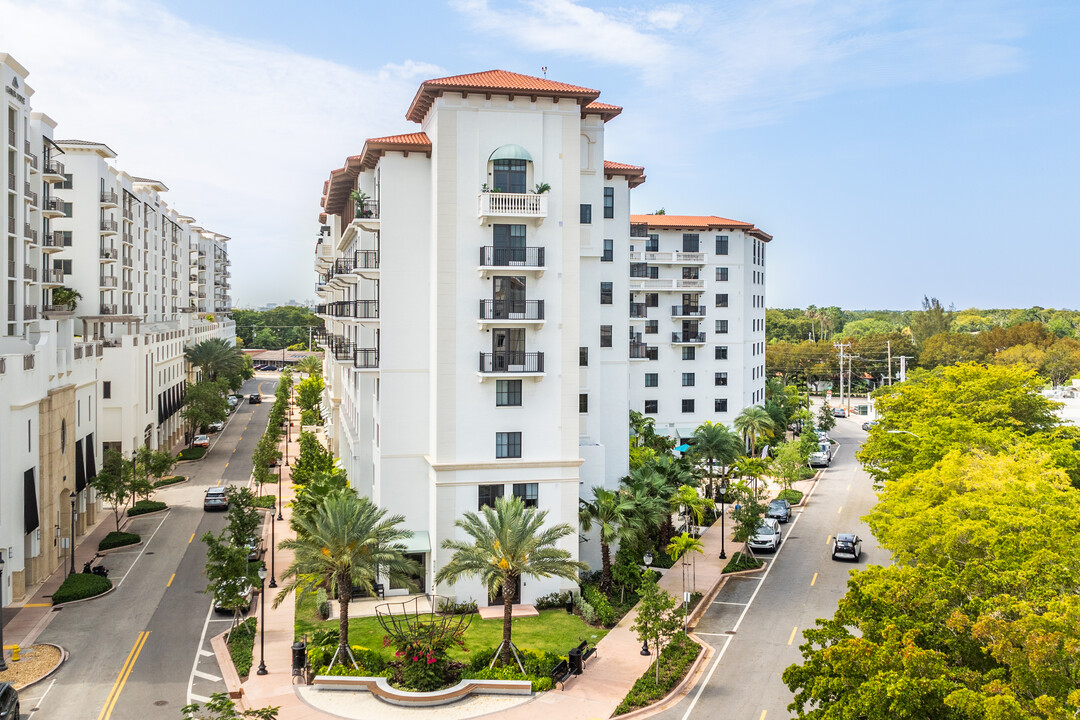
[152, 475, 186, 488]
[99, 531, 141, 551]
[582, 585, 617, 627]
[462, 665, 553, 692]
[778, 488, 804, 504]
[437, 598, 478, 615]
[52, 573, 111, 604]
[177, 447, 206, 460]
[227, 618, 257, 676]
[722, 551, 764, 574]
[574, 593, 597, 625]
[252, 494, 277, 509]
[316, 588, 330, 620]
[613, 634, 701, 715]
[535, 591, 572, 610]
[127, 499, 167, 516]
[301, 409, 322, 426]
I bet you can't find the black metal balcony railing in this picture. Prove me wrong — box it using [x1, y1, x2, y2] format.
[354, 199, 379, 219]
[101, 190, 119, 205]
[479, 299, 544, 321]
[672, 332, 706, 343]
[24, 183, 38, 206]
[24, 224, 38, 243]
[355, 250, 379, 269]
[25, 305, 38, 320]
[44, 231, 64, 248]
[100, 246, 117, 259]
[354, 348, 379, 369]
[630, 302, 648, 318]
[479, 352, 544, 373]
[333, 258, 355, 275]
[630, 262, 648, 278]
[43, 196, 65, 214]
[99, 275, 117, 287]
[100, 303, 117, 315]
[100, 219, 119, 232]
[629, 341, 649, 359]
[44, 158, 64, 175]
[630, 222, 649, 238]
[480, 246, 545, 268]
[672, 305, 706, 317]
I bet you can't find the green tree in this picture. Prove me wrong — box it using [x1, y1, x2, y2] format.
[630, 573, 683, 682]
[275, 492, 418, 666]
[918, 332, 988, 368]
[814, 403, 836, 433]
[666, 532, 704, 613]
[909, 296, 954, 348]
[689, 421, 742, 499]
[295, 375, 324, 415]
[182, 380, 231, 445]
[771, 440, 813, 495]
[185, 338, 243, 382]
[181, 691, 278, 719]
[225, 487, 262, 548]
[578, 486, 641, 593]
[296, 355, 322, 377]
[91, 449, 134, 531]
[290, 432, 336, 485]
[290, 469, 351, 525]
[202, 530, 257, 635]
[436, 495, 586, 666]
[733, 405, 775, 456]
[1042, 338, 1080, 386]
[51, 286, 82, 311]
[727, 479, 769, 556]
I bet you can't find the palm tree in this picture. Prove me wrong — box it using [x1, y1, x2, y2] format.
[296, 355, 322, 377]
[436, 496, 585, 666]
[51, 286, 82, 311]
[275, 492, 419, 666]
[689, 422, 742, 500]
[665, 532, 704, 623]
[184, 337, 243, 382]
[621, 466, 670, 540]
[734, 457, 770, 497]
[579, 486, 641, 593]
[670, 484, 709, 536]
[733, 406, 776, 456]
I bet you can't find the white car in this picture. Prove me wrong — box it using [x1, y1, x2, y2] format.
[748, 518, 782, 552]
[208, 421, 224, 433]
[809, 442, 832, 468]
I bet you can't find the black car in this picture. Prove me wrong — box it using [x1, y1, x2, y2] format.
[832, 533, 863, 561]
[248, 393, 262, 404]
[0, 682, 18, 720]
[766, 498, 792, 523]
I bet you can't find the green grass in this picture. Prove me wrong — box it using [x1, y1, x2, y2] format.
[153, 475, 186, 488]
[722, 551, 765, 574]
[99, 531, 140, 551]
[52, 573, 112, 604]
[295, 595, 606, 661]
[177, 447, 206, 460]
[128, 499, 167, 516]
[778, 488, 804, 504]
[227, 618, 257, 677]
[613, 634, 701, 715]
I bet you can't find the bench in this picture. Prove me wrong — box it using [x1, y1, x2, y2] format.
[575, 640, 598, 665]
[550, 660, 572, 690]
[350, 583, 385, 600]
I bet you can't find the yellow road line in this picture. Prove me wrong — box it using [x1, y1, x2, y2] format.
[224, 462, 229, 468]
[810, 572, 818, 587]
[826, 535, 832, 545]
[788, 627, 798, 645]
[216, 480, 221, 487]
[759, 711, 767, 720]
[837, 506, 843, 514]
[167, 573, 175, 587]
[189, 533, 195, 544]
[97, 631, 149, 720]
[24, 603, 51, 607]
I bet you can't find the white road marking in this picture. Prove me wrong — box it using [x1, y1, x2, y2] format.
[199, 649, 214, 658]
[194, 670, 222, 682]
[24, 678, 57, 716]
[711, 601, 748, 606]
[188, 693, 212, 704]
[187, 602, 218, 705]
[115, 512, 170, 589]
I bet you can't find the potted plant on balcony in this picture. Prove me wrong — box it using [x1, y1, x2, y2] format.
[52, 286, 82, 311]
[533, 182, 550, 194]
[350, 189, 373, 218]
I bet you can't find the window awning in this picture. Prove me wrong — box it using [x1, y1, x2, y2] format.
[75, 438, 86, 492]
[488, 144, 532, 162]
[655, 427, 679, 438]
[401, 531, 430, 555]
[675, 427, 698, 439]
[24, 468, 40, 534]
[85, 434, 97, 484]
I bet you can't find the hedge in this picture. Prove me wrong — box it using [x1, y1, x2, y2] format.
[99, 531, 141, 551]
[722, 551, 764, 574]
[778, 488, 804, 504]
[53, 572, 112, 604]
[227, 618, 257, 677]
[177, 447, 206, 460]
[153, 475, 186, 488]
[252, 494, 277, 509]
[613, 634, 701, 715]
[128, 499, 167, 516]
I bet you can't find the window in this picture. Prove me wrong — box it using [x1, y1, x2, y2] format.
[496, 432, 522, 459]
[513, 483, 538, 508]
[600, 325, 612, 347]
[103, 381, 112, 399]
[715, 235, 728, 255]
[715, 372, 728, 386]
[646, 234, 659, 252]
[645, 320, 658, 334]
[602, 238, 613, 262]
[645, 373, 658, 387]
[58, 230, 72, 246]
[492, 159, 527, 193]
[715, 346, 728, 360]
[603, 187, 614, 218]
[716, 267, 729, 281]
[682, 234, 700, 252]
[647, 266, 659, 279]
[600, 282, 613, 305]
[491, 224, 527, 265]
[715, 293, 728, 307]
[580, 204, 592, 224]
[682, 347, 696, 360]
[58, 173, 74, 189]
[644, 400, 658, 414]
[716, 320, 729, 334]
[682, 373, 695, 387]
[478, 484, 504, 509]
[579, 347, 589, 367]
[579, 393, 589, 413]
[496, 379, 522, 407]
[682, 399, 695, 413]
[682, 267, 699, 280]
[715, 398, 728, 412]
[645, 293, 658, 308]
[62, 202, 73, 217]
[53, 258, 72, 275]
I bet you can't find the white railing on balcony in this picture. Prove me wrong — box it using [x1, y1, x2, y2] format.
[628, 251, 706, 264]
[477, 192, 548, 219]
[629, 278, 706, 292]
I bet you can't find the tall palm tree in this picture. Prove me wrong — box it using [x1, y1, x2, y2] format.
[296, 355, 322, 377]
[436, 496, 585, 666]
[274, 492, 418, 666]
[620, 466, 670, 538]
[185, 337, 243, 381]
[670, 484, 709, 536]
[689, 422, 742, 499]
[733, 406, 776, 456]
[579, 486, 641, 593]
[665, 532, 704, 618]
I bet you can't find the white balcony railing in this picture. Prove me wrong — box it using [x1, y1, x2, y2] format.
[477, 192, 548, 221]
[628, 251, 706, 265]
[629, 277, 706, 292]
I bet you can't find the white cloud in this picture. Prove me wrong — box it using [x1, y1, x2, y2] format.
[0, 0, 442, 306]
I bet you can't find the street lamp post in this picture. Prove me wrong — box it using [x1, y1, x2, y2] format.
[0, 554, 7, 671]
[714, 485, 727, 560]
[268, 503, 277, 589]
[257, 563, 268, 675]
[640, 551, 653, 656]
[276, 464, 284, 521]
[69, 495, 76, 576]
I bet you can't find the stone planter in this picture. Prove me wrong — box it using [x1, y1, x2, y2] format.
[311, 675, 532, 707]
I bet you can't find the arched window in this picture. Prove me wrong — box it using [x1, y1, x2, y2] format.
[489, 145, 532, 194]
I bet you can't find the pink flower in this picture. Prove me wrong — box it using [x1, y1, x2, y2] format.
[427, 657, 437, 665]
[411, 656, 418, 662]
[395, 651, 404, 657]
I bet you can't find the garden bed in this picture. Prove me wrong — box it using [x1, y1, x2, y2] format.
[722, 551, 765, 574]
[127, 499, 167, 516]
[52, 573, 112, 605]
[778, 488, 805, 504]
[99, 531, 141, 551]
[252, 494, 277, 509]
[227, 618, 257, 677]
[153, 475, 187, 488]
[177, 447, 206, 461]
[613, 634, 702, 715]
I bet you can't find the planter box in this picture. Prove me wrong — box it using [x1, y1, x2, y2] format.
[311, 675, 532, 707]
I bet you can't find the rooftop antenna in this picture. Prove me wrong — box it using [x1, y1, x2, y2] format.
[541, 66, 548, 78]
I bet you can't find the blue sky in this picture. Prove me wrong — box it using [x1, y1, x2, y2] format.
[3, 1, 1076, 310]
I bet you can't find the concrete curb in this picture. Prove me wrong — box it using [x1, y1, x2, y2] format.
[719, 559, 768, 579]
[96, 539, 143, 555]
[50, 582, 116, 607]
[211, 628, 245, 700]
[125, 506, 169, 520]
[152, 477, 190, 489]
[8, 642, 69, 692]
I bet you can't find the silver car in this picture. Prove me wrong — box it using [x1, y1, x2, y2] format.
[748, 518, 782, 552]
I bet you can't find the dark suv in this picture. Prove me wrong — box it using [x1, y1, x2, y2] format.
[248, 393, 262, 404]
[0, 682, 18, 720]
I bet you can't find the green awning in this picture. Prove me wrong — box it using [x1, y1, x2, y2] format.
[489, 144, 532, 162]
[401, 531, 430, 554]
[676, 427, 698, 439]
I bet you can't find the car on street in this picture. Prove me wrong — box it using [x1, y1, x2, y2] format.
[832, 407, 847, 418]
[815, 430, 830, 442]
[208, 420, 224, 433]
[203, 486, 229, 511]
[213, 578, 254, 614]
[766, 498, 792, 523]
[809, 442, 832, 468]
[248, 393, 262, 404]
[192, 434, 210, 448]
[861, 421, 877, 431]
[244, 537, 263, 562]
[748, 518, 782, 552]
[0, 683, 19, 720]
[832, 533, 863, 561]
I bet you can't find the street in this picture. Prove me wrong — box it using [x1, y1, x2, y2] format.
[653, 415, 882, 720]
[23, 373, 278, 719]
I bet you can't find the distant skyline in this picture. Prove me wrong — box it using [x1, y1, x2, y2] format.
[2, 0, 1076, 310]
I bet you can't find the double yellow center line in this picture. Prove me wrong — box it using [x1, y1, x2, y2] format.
[97, 630, 150, 720]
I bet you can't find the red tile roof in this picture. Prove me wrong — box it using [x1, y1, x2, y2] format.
[631, 214, 772, 241]
[407, 70, 601, 123]
[320, 133, 433, 218]
[583, 101, 622, 122]
[604, 161, 646, 188]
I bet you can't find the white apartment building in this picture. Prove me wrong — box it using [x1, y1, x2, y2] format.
[628, 215, 771, 439]
[314, 70, 642, 602]
[1, 54, 234, 607]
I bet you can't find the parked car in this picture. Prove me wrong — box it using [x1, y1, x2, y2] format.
[832, 533, 863, 561]
[815, 430, 830, 443]
[213, 578, 254, 614]
[244, 537, 263, 562]
[861, 421, 877, 431]
[766, 498, 792, 523]
[192, 434, 210, 448]
[809, 442, 832, 468]
[748, 518, 782, 552]
[831, 407, 847, 418]
[208, 420, 224, 433]
[203, 486, 229, 511]
[0, 683, 18, 720]
[248, 393, 262, 404]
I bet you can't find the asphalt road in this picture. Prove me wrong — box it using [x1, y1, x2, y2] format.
[653, 415, 882, 720]
[27, 374, 278, 720]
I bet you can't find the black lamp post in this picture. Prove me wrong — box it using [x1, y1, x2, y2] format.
[276, 465, 284, 521]
[257, 562, 268, 675]
[69, 495, 77, 576]
[0, 554, 7, 671]
[715, 485, 727, 560]
[640, 551, 653, 656]
[268, 504, 277, 589]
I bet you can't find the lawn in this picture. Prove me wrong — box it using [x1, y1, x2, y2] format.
[295, 594, 607, 660]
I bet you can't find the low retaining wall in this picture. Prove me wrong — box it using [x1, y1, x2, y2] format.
[312, 675, 532, 707]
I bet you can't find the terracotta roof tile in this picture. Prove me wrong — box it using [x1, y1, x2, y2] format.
[321, 134, 432, 217]
[407, 70, 601, 123]
[582, 101, 622, 122]
[632, 214, 772, 241]
[604, 160, 646, 188]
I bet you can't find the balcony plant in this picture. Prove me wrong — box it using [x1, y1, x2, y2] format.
[533, 182, 550, 194]
[350, 189, 374, 218]
[52, 286, 82, 311]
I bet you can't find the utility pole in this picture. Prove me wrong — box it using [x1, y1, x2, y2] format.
[898, 356, 914, 383]
[887, 340, 892, 386]
[847, 354, 859, 407]
[834, 342, 850, 409]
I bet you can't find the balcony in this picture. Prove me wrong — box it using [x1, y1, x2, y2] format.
[43, 159, 65, 183]
[99, 246, 117, 261]
[671, 305, 706, 318]
[100, 219, 119, 234]
[630, 262, 648, 278]
[479, 246, 545, 276]
[122, 232, 133, 245]
[24, 183, 38, 206]
[7, 127, 14, 147]
[23, 265, 37, 281]
[630, 302, 648, 319]
[25, 305, 38, 320]
[477, 192, 548, 224]
[122, 254, 133, 268]
[100, 275, 117, 288]
[628, 250, 706, 265]
[41, 195, 66, 218]
[100, 303, 118, 315]
[24, 224, 38, 243]
[671, 332, 707, 345]
[41, 267, 64, 285]
[629, 277, 705, 293]
[7, 172, 15, 191]
[100, 190, 119, 207]
[630, 341, 650, 359]
[478, 352, 544, 378]
[122, 208, 134, 222]
[43, 304, 74, 317]
[354, 348, 379, 370]
[479, 299, 544, 325]
[122, 304, 134, 315]
[330, 299, 379, 321]
[350, 200, 381, 233]
[630, 222, 649, 238]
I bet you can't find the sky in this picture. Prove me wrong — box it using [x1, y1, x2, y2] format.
[2, 0, 1076, 311]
